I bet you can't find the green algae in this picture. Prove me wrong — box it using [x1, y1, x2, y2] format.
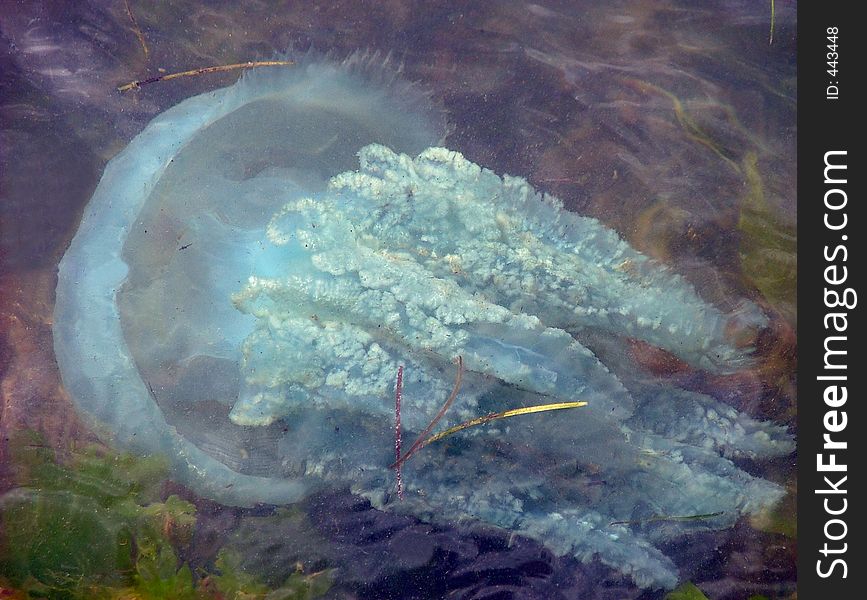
[737, 152, 797, 325]
[0, 432, 330, 600]
[0, 488, 133, 595]
[633, 81, 744, 175]
[208, 549, 333, 600]
[637, 83, 796, 326]
[206, 550, 270, 599]
[664, 582, 710, 600]
[751, 484, 797, 540]
[0, 432, 171, 596]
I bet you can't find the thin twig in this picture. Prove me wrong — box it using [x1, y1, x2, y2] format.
[124, 0, 149, 60]
[420, 401, 588, 449]
[610, 511, 725, 526]
[394, 365, 404, 500]
[117, 60, 295, 92]
[391, 356, 464, 470]
[769, 0, 776, 45]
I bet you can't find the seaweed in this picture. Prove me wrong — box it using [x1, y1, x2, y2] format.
[610, 511, 725, 527]
[0, 432, 331, 600]
[629, 80, 743, 174]
[123, 0, 149, 60]
[205, 550, 333, 600]
[664, 582, 710, 600]
[750, 481, 796, 539]
[0, 431, 171, 595]
[737, 152, 797, 325]
[627, 81, 795, 326]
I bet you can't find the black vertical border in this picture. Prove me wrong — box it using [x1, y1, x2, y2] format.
[798, 1, 863, 597]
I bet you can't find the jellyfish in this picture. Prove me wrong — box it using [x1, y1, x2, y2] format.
[54, 54, 792, 588]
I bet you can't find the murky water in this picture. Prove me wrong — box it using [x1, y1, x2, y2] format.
[1, 1, 796, 598]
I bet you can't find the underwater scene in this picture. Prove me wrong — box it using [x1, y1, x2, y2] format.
[1, 1, 796, 599]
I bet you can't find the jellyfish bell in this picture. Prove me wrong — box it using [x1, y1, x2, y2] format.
[54, 54, 447, 504]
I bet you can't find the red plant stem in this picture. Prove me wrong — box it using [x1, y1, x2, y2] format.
[394, 365, 404, 500]
[391, 356, 464, 470]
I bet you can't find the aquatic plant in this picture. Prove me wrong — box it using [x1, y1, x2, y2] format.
[0, 432, 189, 597]
[393, 364, 404, 500]
[206, 549, 333, 600]
[52, 56, 793, 588]
[0, 433, 331, 600]
[738, 152, 796, 325]
[665, 582, 710, 600]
